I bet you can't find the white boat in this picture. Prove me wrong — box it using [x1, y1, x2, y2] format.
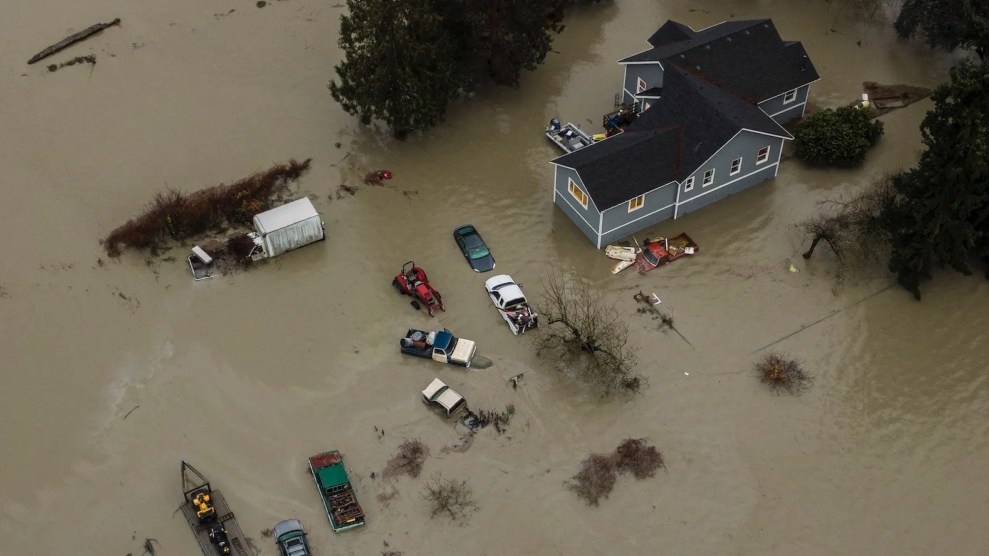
[605, 245, 638, 261]
[611, 259, 634, 274]
[546, 120, 595, 153]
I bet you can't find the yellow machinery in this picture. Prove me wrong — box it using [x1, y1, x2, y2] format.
[191, 488, 216, 521]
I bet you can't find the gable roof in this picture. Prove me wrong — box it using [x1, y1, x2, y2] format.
[553, 127, 681, 210]
[628, 66, 790, 174]
[621, 19, 819, 101]
[550, 18, 813, 211]
[552, 65, 791, 210]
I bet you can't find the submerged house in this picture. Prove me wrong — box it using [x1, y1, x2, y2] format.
[550, 19, 819, 247]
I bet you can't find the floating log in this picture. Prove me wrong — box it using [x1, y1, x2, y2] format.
[28, 18, 120, 65]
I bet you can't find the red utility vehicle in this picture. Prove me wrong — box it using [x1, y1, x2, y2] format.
[392, 261, 445, 316]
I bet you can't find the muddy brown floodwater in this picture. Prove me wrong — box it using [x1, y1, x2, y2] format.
[1, 0, 987, 554]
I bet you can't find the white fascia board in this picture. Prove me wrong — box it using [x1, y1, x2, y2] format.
[601, 201, 677, 236]
[765, 101, 806, 121]
[680, 162, 777, 204]
[680, 129, 786, 179]
[757, 77, 822, 103]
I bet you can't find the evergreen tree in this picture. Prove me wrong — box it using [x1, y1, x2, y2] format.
[895, 0, 989, 61]
[329, 0, 460, 135]
[884, 61, 989, 298]
[454, 0, 564, 89]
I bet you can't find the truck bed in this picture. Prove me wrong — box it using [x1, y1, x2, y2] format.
[180, 490, 251, 556]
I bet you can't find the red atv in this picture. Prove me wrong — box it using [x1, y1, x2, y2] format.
[392, 261, 445, 317]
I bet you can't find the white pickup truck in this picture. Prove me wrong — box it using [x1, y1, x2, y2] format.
[484, 274, 538, 335]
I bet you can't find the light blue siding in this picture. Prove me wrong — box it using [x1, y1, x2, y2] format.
[676, 131, 785, 215]
[621, 63, 664, 105]
[553, 166, 602, 245]
[758, 84, 810, 124]
[599, 181, 677, 246]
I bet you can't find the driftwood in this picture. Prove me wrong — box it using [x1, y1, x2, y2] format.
[28, 18, 121, 65]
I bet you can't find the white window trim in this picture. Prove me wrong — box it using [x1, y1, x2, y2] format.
[702, 169, 715, 187]
[637, 77, 647, 93]
[628, 195, 645, 213]
[568, 178, 588, 209]
[782, 89, 797, 104]
[756, 146, 770, 165]
[730, 157, 742, 176]
[684, 176, 694, 192]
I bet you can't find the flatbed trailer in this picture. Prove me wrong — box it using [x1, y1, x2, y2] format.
[180, 461, 252, 556]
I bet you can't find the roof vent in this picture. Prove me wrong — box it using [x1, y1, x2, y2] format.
[745, 30, 750, 35]
[704, 45, 711, 51]
[726, 37, 733, 42]
[679, 54, 685, 59]
[695, 65, 701, 71]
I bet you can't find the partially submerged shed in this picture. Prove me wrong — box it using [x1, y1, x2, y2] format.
[252, 197, 324, 258]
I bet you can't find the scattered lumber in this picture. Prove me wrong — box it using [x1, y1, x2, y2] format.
[28, 18, 121, 65]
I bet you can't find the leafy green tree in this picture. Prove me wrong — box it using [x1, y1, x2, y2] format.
[895, 0, 989, 61]
[793, 106, 884, 167]
[329, 0, 460, 135]
[883, 61, 989, 298]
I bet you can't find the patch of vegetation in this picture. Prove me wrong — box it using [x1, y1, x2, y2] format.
[755, 352, 812, 395]
[383, 439, 428, 479]
[568, 438, 665, 506]
[536, 272, 642, 395]
[422, 475, 477, 522]
[47, 55, 96, 72]
[800, 171, 897, 289]
[102, 159, 311, 257]
[794, 106, 884, 167]
[895, 0, 988, 61]
[882, 60, 989, 298]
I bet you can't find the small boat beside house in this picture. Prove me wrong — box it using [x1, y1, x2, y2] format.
[635, 233, 698, 273]
[546, 118, 596, 153]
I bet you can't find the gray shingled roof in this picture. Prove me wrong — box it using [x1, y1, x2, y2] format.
[647, 20, 695, 47]
[552, 127, 681, 210]
[552, 66, 790, 210]
[621, 19, 819, 101]
[550, 19, 814, 211]
[628, 66, 790, 177]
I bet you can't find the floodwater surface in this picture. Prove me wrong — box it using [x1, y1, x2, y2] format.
[1, 0, 987, 554]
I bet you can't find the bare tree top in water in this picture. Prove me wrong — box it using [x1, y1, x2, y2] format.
[800, 171, 897, 290]
[535, 272, 642, 395]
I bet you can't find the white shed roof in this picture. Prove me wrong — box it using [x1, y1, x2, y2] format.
[254, 197, 319, 234]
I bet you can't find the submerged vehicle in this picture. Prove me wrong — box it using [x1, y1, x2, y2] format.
[273, 519, 312, 556]
[392, 261, 444, 316]
[180, 461, 250, 556]
[421, 377, 467, 416]
[635, 233, 699, 273]
[483, 274, 538, 335]
[399, 328, 477, 367]
[308, 450, 366, 533]
[453, 225, 495, 272]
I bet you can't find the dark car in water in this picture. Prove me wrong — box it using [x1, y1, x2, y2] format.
[274, 519, 312, 556]
[453, 225, 496, 272]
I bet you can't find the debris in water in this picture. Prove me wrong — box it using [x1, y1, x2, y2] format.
[28, 18, 121, 64]
[364, 170, 393, 185]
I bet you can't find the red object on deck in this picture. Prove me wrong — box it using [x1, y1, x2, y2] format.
[635, 233, 699, 273]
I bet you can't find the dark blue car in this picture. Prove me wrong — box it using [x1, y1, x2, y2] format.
[453, 225, 496, 272]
